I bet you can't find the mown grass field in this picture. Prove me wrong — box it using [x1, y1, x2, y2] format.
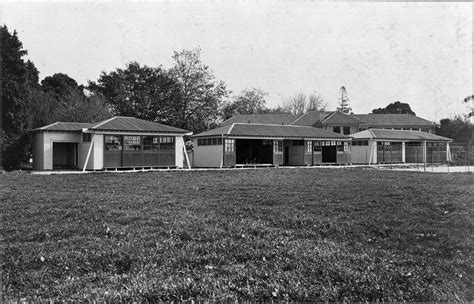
[1, 168, 473, 301]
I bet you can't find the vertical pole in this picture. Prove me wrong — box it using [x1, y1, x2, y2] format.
[182, 137, 191, 169]
[83, 136, 94, 172]
[402, 141, 406, 163]
[423, 141, 427, 172]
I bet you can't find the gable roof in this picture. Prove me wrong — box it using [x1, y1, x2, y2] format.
[33, 116, 190, 134]
[89, 116, 189, 133]
[221, 114, 298, 126]
[33, 122, 93, 132]
[351, 129, 452, 141]
[290, 111, 322, 126]
[354, 114, 437, 127]
[320, 111, 362, 125]
[193, 123, 350, 139]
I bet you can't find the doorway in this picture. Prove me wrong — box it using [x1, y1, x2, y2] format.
[321, 146, 337, 163]
[53, 143, 78, 169]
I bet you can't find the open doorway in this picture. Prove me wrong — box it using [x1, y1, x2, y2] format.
[322, 145, 337, 163]
[53, 143, 78, 169]
[235, 139, 273, 164]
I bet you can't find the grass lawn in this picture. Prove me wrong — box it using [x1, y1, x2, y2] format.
[1, 168, 473, 301]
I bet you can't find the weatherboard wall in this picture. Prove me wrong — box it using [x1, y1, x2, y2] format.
[192, 140, 223, 168]
[34, 132, 81, 170]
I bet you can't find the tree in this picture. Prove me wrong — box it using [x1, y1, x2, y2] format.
[41, 73, 80, 99]
[307, 93, 327, 112]
[1, 25, 40, 170]
[88, 61, 182, 125]
[170, 48, 229, 132]
[222, 88, 268, 120]
[372, 101, 416, 115]
[463, 95, 473, 118]
[436, 116, 473, 144]
[281, 93, 307, 116]
[337, 86, 352, 114]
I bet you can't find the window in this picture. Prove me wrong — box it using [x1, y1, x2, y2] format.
[197, 137, 223, 146]
[343, 126, 351, 135]
[123, 136, 141, 151]
[83, 133, 92, 142]
[344, 142, 350, 152]
[225, 139, 235, 152]
[262, 139, 272, 146]
[273, 140, 282, 153]
[105, 135, 122, 150]
[306, 140, 312, 153]
[143, 136, 160, 150]
[313, 141, 322, 152]
[159, 136, 175, 150]
[333, 126, 341, 133]
[337, 141, 344, 152]
[352, 140, 368, 146]
[292, 140, 304, 146]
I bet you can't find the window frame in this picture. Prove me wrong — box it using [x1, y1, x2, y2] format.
[105, 135, 123, 151]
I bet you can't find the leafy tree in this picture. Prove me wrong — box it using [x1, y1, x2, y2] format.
[1, 25, 40, 170]
[1, 25, 31, 139]
[463, 95, 473, 118]
[88, 62, 182, 125]
[170, 48, 229, 132]
[436, 116, 473, 144]
[222, 88, 268, 120]
[41, 73, 80, 99]
[372, 101, 416, 115]
[337, 86, 352, 114]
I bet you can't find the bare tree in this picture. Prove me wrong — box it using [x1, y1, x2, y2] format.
[307, 93, 327, 112]
[281, 93, 306, 116]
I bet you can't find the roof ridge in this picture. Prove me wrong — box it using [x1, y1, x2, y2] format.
[91, 116, 117, 129]
[368, 129, 376, 138]
[289, 113, 308, 125]
[321, 111, 337, 123]
[233, 122, 316, 128]
[37, 122, 59, 130]
[227, 123, 235, 134]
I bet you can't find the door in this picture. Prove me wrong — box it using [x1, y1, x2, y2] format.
[284, 146, 289, 165]
[53, 143, 78, 169]
[322, 146, 337, 163]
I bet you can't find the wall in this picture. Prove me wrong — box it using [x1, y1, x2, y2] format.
[33, 132, 45, 170]
[351, 146, 370, 164]
[289, 145, 305, 166]
[78, 134, 104, 170]
[337, 152, 351, 164]
[192, 139, 223, 168]
[35, 132, 81, 170]
[175, 136, 185, 168]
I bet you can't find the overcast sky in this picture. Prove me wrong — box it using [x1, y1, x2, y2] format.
[1, 1, 472, 121]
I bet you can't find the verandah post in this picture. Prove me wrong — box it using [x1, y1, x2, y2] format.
[83, 135, 94, 172]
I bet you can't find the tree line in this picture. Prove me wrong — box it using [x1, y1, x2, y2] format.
[1, 25, 472, 170]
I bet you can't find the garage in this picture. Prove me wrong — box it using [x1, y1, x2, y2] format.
[52, 142, 78, 169]
[236, 139, 273, 165]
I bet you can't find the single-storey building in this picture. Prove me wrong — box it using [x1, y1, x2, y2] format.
[350, 129, 452, 164]
[32, 116, 191, 170]
[192, 123, 351, 167]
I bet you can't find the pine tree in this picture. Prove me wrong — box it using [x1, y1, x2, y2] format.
[337, 86, 352, 114]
